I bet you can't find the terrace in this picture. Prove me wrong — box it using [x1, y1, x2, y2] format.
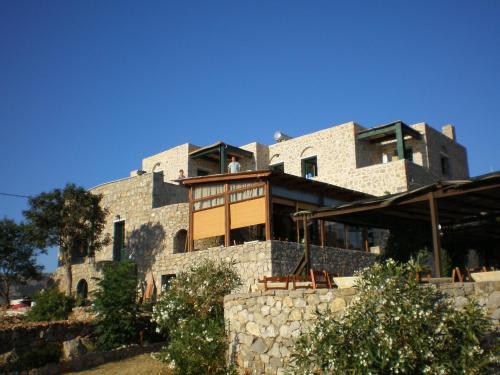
[178, 170, 373, 252]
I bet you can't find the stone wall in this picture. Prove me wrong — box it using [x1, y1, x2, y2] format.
[413, 123, 469, 180]
[268, 122, 359, 188]
[152, 241, 377, 294]
[225, 281, 500, 374]
[0, 320, 94, 358]
[343, 159, 409, 195]
[141, 143, 192, 180]
[153, 241, 274, 293]
[270, 242, 377, 278]
[57, 239, 377, 297]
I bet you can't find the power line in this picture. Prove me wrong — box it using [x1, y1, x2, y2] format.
[0, 192, 30, 199]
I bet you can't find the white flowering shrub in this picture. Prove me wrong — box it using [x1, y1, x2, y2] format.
[291, 259, 499, 374]
[152, 260, 241, 374]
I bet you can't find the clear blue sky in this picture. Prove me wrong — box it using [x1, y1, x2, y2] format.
[1, 1, 499, 272]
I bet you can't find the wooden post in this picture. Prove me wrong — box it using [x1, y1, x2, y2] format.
[295, 201, 300, 243]
[319, 219, 325, 248]
[344, 224, 349, 249]
[429, 192, 442, 277]
[224, 183, 231, 247]
[219, 145, 227, 174]
[265, 181, 272, 241]
[395, 121, 406, 160]
[362, 227, 369, 252]
[303, 216, 310, 273]
[188, 187, 194, 252]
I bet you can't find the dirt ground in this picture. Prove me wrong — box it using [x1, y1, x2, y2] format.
[68, 353, 172, 375]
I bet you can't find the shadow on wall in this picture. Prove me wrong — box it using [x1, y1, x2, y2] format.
[126, 222, 166, 278]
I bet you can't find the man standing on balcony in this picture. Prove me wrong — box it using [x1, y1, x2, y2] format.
[228, 156, 241, 174]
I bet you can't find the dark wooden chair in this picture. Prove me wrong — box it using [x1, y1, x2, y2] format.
[310, 269, 333, 289]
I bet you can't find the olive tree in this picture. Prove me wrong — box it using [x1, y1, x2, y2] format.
[24, 184, 109, 296]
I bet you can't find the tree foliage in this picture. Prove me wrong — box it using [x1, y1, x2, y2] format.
[23, 183, 109, 295]
[152, 260, 241, 374]
[93, 261, 139, 350]
[27, 285, 74, 321]
[0, 218, 43, 305]
[291, 259, 499, 374]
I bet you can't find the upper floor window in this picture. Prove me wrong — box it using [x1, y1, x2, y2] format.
[441, 156, 451, 177]
[302, 156, 318, 178]
[270, 163, 284, 173]
[113, 220, 125, 262]
[197, 169, 209, 176]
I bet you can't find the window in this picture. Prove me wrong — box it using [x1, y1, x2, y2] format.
[441, 156, 451, 176]
[302, 156, 318, 178]
[113, 220, 125, 261]
[76, 279, 88, 300]
[193, 184, 224, 210]
[197, 169, 209, 176]
[173, 229, 187, 253]
[229, 182, 264, 202]
[270, 163, 284, 173]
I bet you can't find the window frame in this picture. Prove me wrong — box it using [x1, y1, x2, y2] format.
[301, 156, 318, 178]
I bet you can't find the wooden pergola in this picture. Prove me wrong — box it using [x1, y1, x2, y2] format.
[357, 120, 422, 161]
[188, 141, 254, 174]
[179, 170, 368, 252]
[294, 172, 500, 276]
[295, 172, 500, 277]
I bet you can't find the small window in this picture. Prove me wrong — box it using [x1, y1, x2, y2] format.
[302, 156, 318, 178]
[113, 220, 125, 262]
[270, 163, 284, 173]
[441, 156, 450, 176]
[173, 229, 187, 253]
[197, 169, 209, 176]
[76, 279, 88, 300]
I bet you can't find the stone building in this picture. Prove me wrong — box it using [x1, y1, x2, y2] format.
[55, 120, 469, 296]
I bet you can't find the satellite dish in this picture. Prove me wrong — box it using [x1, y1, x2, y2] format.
[274, 130, 292, 142]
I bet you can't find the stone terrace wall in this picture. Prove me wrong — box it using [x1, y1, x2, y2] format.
[0, 321, 94, 357]
[153, 241, 377, 293]
[271, 241, 377, 277]
[153, 241, 274, 293]
[225, 281, 500, 374]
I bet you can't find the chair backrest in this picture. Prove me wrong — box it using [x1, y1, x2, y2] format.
[310, 269, 332, 289]
[262, 276, 289, 291]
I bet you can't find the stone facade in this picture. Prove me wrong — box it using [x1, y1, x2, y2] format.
[268, 121, 468, 195]
[134, 121, 469, 196]
[224, 281, 500, 374]
[54, 120, 469, 294]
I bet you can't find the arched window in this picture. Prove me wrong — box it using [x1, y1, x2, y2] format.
[76, 279, 88, 300]
[173, 229, 188, 254]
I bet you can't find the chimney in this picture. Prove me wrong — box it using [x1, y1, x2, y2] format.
[441, 124, 456, 142]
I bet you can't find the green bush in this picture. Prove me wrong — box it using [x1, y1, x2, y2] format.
[93, 261, 139, 350]
[27, 286, 74, 321]
[152, 260, 241, 374]
[291, 259, 499, 374]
